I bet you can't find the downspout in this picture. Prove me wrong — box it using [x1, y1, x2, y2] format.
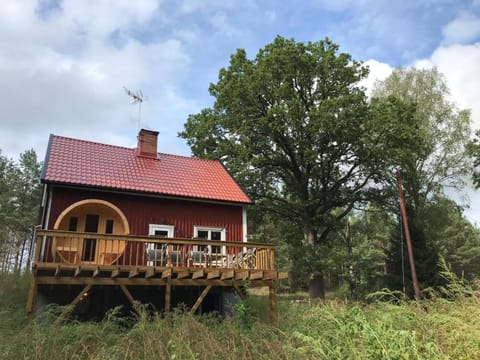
[242, 206, 248, 253]
[39, 185, 53, 261]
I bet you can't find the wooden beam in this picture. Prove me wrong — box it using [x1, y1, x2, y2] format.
[192, 269, 204, 279]
[176, 270, 190, 279]
[119, 285, 136, 307]
[55, 285, 92, 326]
[263, 271, 277, 280]
[55, 265, 61, 277]
[93, 267, 100, 278]
[233, 283, 247, 301]
[235, 270, 248, 280]
[161, 268, 172, 279]
[71, 285, 92, 306]
[34, 276, 277, 287]
[74, 266, 82, 277]
[145, 268, 154, 279]
[249, 271, 264, 280]
[111, 268, 120, 278]
[129, 267, 139, 278]
[269, 283, 277, 325]
[221, 270, 234, 280]
[278, 272, 288, 280]
[207, 270, 220, 279]
[190, 285, 212, 314]
[165, 279, 171, 313]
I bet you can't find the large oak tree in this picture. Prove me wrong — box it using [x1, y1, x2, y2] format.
[180, 37, 412, 298]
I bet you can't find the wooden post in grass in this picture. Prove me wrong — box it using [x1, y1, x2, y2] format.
[397, 172, 421, 301]
[26, 275, 37, 323]
[165, 279, 171, 313]
[269, 282, 277, 325]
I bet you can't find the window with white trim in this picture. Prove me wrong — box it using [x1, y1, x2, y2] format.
[194, 226, 226, 255]
[149, 224, 174, 237]
[147, 224, 174, 266]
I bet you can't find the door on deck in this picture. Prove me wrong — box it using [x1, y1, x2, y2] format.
[194, 227, 226, 266]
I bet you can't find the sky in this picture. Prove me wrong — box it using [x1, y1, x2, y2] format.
[1, 0, 480, 218]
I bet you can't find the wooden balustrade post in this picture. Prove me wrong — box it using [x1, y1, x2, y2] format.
[167, 245, 173, 267]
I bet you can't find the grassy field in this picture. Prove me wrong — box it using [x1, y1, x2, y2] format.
[1, 274, 479, 359]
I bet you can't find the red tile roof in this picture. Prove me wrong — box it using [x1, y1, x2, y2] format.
[42, 135, 252, 204]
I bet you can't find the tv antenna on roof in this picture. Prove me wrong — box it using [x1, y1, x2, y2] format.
[124, 87, 146, 129]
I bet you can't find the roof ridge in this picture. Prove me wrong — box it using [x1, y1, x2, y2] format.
[52, 134, 134, 152]
[159, 152, 221, 163]
[53, 135, 220, 163]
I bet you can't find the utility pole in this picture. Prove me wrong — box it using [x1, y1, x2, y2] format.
[396, 172, 421, 301]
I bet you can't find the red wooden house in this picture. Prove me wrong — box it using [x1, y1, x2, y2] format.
[28, 129, 285, 320]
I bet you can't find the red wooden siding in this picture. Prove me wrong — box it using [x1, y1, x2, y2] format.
[47, 187, 244, 241]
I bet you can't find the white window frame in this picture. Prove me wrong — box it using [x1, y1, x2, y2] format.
[147, 224, 174, 266]
[149, 224, 174, 237]
[193, 226, 226, 255]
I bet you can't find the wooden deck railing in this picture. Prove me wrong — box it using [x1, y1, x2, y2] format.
[34, 230, 276, 271]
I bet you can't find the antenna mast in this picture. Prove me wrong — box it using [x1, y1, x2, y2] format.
[124, 87, 145, 129]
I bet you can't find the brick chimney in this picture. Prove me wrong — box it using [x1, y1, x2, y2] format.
[137, 129, 159, 158]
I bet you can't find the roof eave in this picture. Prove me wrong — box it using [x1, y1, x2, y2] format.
[43, 181, 253, 205]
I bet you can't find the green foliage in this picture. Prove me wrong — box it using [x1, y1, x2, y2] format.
[0, 149, 42, 273]
[180, 37, 420, 298]
[371, 67, 473, 293]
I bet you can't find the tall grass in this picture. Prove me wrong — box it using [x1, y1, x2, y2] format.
[1, 273, 479, 359]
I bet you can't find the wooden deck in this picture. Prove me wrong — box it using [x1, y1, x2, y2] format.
[28, 230, 287, 322]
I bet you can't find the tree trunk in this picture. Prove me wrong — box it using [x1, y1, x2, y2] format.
[345, 219, 357, 299]
[304, 229, 326, 299]
[309, 273, 325, 299]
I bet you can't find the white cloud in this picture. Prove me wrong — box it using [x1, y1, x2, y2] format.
[412, 43, 480, 222]
[0, 0, 191, 160]
[415, 43, 480, 131]
[360, 59, 393, 97]
[210, 12, 241, 37]
[178, 0, 243, 14]
[442, 13, 480, 45]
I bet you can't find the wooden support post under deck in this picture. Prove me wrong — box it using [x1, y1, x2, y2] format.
[119, 285, 137, 308]
[190, 285, 212, 314]
[26, 274, 37, 322]
[55, 285, 92, 325]
[233, 283, 247, 301]
[269, 283, 277, 325]
[71, 285, 93, 306]
[165, 279, 171, 313]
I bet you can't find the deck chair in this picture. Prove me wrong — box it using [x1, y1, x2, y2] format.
[229, 248, 256, 269]
[146, 243, 167, 266]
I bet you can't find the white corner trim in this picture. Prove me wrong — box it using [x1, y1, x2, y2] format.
[242, 206, 248, 243]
